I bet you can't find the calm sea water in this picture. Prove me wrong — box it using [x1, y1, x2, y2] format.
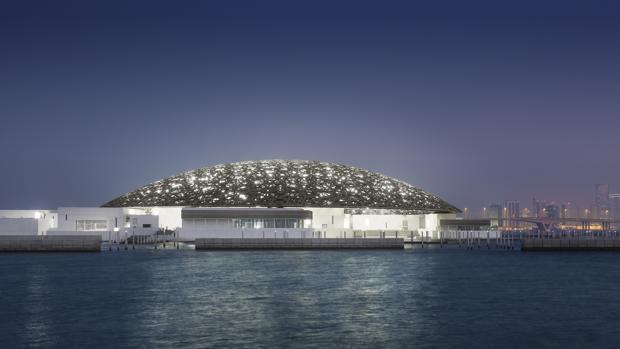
[2, 246, 620, 348]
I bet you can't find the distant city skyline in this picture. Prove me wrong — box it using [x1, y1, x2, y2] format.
[469, 183, 620, 220]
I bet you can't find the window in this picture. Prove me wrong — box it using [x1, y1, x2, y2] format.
[419, 215, 426, 229]
[76, 220, 107, 231]
[142, 224, 151, 228]
[264, 219, 275, 228]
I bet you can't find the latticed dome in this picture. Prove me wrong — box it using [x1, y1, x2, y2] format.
[102, 160, 460, 213]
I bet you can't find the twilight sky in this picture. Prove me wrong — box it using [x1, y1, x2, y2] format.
[1, 0, 619, 212]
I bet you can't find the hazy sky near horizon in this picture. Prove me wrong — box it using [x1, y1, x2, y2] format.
[1, 0, 619, 211]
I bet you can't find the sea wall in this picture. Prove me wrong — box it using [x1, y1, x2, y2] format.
[0, 235, 101, 252]
[195, 238, 404, 250]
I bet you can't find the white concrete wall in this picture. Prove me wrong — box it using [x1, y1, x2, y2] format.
[95, 206, 182, 230]
[0, 210, 45, 219]
[39, 212, 58, 233]
[305, 208, 454, 232]
[153, 206, 183, 230]
[0, 210, 57, 235]
[350, 214, 419, 231]
[307, 207, 346, 231]
[414, 214, 458, 239]
[56, 207, 124, 232]
[125, 214, 159, 229]
[0, 218, 38, 235]
[55, 207, 160, 232]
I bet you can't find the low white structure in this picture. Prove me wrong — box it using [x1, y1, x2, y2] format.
[181, 207, 314, 240]
[309, 207, 449, 239]
[0, 210, 57, 235]
[0, 206, 455, 241]
[0, 207, 179, 240]
[179, 207, 452, 241]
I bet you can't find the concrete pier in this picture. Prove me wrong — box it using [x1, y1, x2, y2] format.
[522, 238, 620, 251]
[195, 238, 404, 250]
[0, 235, 101, 252]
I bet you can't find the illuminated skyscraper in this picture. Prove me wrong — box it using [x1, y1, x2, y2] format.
[561, 204, 567, 219]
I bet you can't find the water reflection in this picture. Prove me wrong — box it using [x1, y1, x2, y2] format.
[2, 249, 620, 348]
[24, 263, 54, 348]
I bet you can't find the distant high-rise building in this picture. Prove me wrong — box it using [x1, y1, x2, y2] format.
[610, 194, 620, 220]
[532, 198, 546, 218]
[595, 184, 610, 218]
[575, 205, 583, 219]
[504, 200, 520, 229]
[560, 203, 567, 219]
[521, 207, 532, 218]
[559, 202, 572, 219]
[487, 204, 502, 228]
[544, 204, 560, 219]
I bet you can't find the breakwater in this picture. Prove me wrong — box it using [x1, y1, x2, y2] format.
[195, 238, 404, 250]
[0, 235, 101, 252]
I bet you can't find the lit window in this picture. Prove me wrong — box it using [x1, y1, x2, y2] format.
[76, 220, 107, 231]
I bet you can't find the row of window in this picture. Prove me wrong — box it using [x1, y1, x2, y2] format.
[232, 218, 303, 229]
[76, 220, 107, 231]
[184, 218, 309, 229]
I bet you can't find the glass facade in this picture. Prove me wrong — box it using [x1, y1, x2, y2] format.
[184, 217, 305, 229]
[76, 219, 107, 231]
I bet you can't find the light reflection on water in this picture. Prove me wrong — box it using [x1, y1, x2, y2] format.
[2, 247, 620, 348]
[24, 264, 54, 348]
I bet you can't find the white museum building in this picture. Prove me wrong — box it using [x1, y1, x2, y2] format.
[0, 160, 460, 241]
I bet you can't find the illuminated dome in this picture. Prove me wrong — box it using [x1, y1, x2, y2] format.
[102, 160, 460, 213]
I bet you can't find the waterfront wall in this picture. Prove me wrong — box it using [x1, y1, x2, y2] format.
[195, 238, 404, 250]
[522, 238, 620, 251]
[0, 235, 101, 252]
[180, 228, 316, 241]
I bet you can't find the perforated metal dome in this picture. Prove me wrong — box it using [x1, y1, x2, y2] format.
[102, 160, 460, 213]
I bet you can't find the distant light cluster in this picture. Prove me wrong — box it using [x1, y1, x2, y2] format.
[102, 160, 460, 213]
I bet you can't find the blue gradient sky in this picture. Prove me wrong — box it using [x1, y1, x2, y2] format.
[1, 0, 619, 211]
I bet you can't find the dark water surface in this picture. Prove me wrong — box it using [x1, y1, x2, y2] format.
[2, 246, 620, 348]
